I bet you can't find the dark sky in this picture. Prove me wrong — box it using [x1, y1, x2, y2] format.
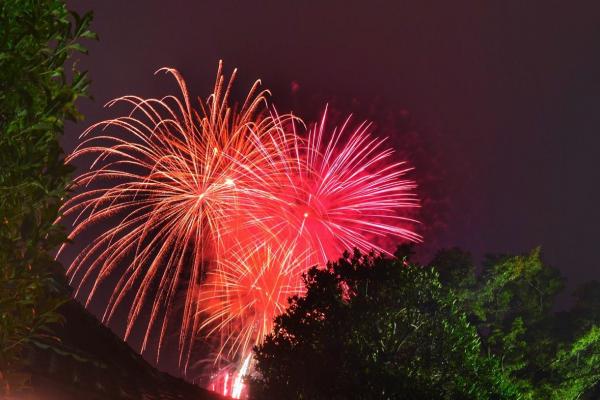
[65, 1, 600, 295]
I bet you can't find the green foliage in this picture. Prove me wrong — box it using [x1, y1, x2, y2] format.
[468, 249, 564, 395]
[250, 250, 520, 399]
[429, 247, 476, 308]
[546, 326, 600, 400]
[541, 280, 600, 399]
[430, 247, 600, 399]
[0, 0, 95, 394]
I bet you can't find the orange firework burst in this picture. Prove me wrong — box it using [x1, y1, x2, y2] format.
[58, 62, 289, 369]
[59, 62, 421, 397]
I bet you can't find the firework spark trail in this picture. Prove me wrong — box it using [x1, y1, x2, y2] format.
[59, 63, 422, 397]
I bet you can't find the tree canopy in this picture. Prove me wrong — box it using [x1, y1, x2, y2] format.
[250, 250, 519, 399]
[0, 0, 94, 394]
[252, 247, 600, 399]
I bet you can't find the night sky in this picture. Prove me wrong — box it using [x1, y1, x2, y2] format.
[65, 1, 600, 304]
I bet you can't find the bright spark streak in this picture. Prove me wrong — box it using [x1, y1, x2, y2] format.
[231, 354, 251, 399]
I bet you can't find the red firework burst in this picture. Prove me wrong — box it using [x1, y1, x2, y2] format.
[58, 62, 421, 397]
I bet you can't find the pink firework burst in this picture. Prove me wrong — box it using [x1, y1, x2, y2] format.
[247, 108, 422, 267]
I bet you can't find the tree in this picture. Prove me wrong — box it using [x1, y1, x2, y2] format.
[430, 248, 567, 397]
[428, 247, 600, 399]
[250, 250, 519, 399]
[0, 1, 95, 395]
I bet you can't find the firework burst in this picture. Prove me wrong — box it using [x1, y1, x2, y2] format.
[246, 108, 421, 266]
[198, 240, 309, 364]
[58, 62, 288, 369]
[59, 63, 421, 397]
